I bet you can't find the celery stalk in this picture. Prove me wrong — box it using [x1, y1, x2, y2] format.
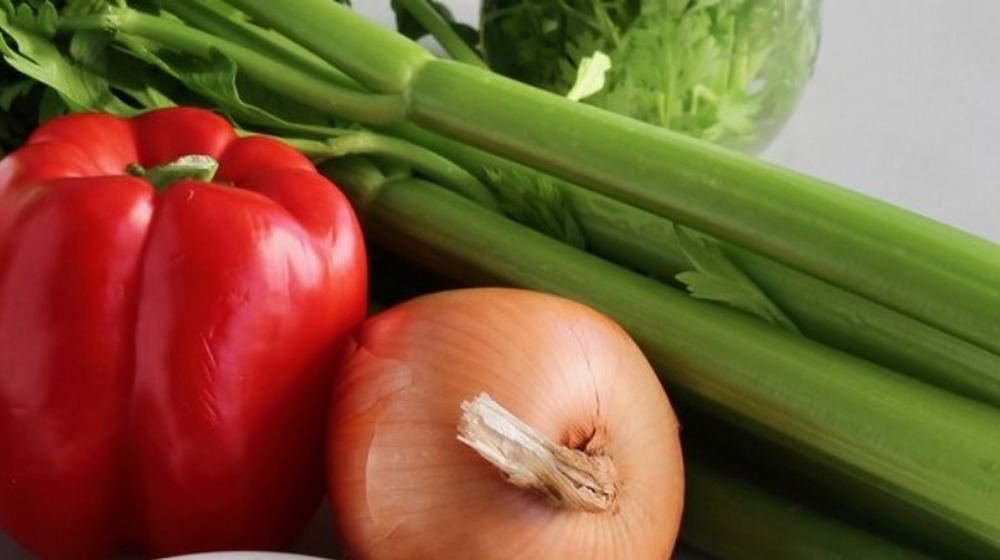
[387, 123, 1000, 408]
[407, 61, 1000, 353]
[680, 446, 935, 560]
[59, 8, 408, 126]
[391, 0, 487, 68]
[161, 0, 359, 89]
[226, 0, 1000, 361]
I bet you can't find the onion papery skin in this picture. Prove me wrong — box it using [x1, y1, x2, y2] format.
[327, 287, 684, 559]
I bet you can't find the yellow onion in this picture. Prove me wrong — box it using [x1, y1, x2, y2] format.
[327, 288, 684, 559]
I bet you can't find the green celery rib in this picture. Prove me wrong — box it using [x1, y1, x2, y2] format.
[163, 0, 360, 90]
[215, 0, 433, 94]
[61, 7, 408, 126]
[387, 123, 1000, 408]
[580, 192, 1000, 408]
[219, 0, 1000, 367]
[404, 61, 1000, 356]
[680, 446, 935, 560]
[318, 131, 500, 211]
[678, 403, 980, 560]
[391, 0, 487, 68]
[326, 170, 1000, 558]
[574, 195, 1000, 408]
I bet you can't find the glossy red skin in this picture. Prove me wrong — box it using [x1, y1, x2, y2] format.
[0, 108, 367, 559]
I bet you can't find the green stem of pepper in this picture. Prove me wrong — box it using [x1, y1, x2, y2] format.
[127, 154, 219, 189]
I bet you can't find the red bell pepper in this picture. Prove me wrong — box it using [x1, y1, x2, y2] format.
[0, 107, 367, 559]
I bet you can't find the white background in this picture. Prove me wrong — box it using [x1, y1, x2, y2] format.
[4, 1, 999, 558]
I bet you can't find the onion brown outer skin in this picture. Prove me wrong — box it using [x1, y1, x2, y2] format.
[327, 287, 684, 559]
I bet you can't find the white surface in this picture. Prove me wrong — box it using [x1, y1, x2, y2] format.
[4, 2, 999, 559]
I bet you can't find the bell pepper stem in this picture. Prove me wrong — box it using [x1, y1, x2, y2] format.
[128, 155, 219, 189]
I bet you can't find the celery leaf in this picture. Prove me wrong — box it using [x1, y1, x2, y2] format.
[675, 225, 798, 332]
[484, 167, 586, 250]
[112, 36, 339, 137]
[0, 0, 131, 114]
[565, 50, 611, 102]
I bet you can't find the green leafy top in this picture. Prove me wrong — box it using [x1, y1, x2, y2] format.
[0, 0, 129, 154]
[482, 163, 797, 331]
[483, 166, 587, 250]
[0, 0, 360, 139]
[674, 225, 798, 332]
[481, 0, 821, 152]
